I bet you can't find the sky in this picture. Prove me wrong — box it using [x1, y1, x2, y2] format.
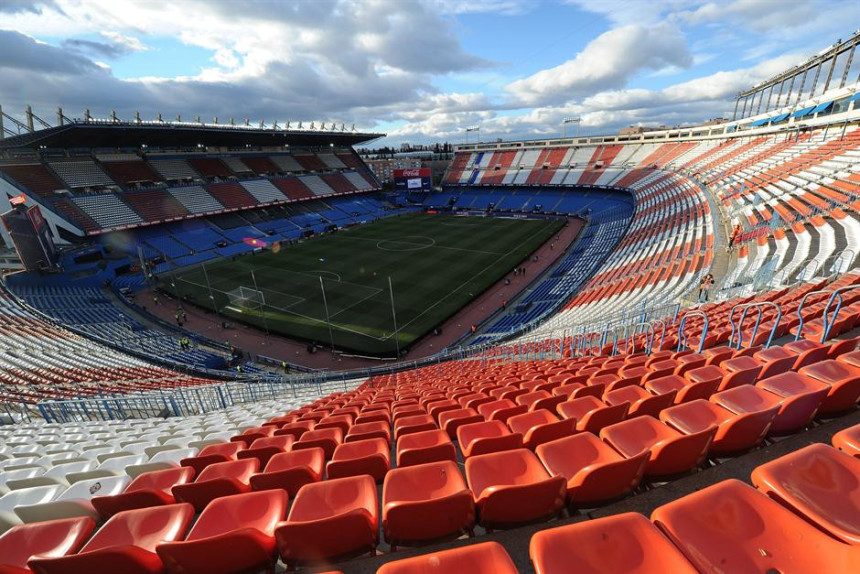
[0, 0, 858, 147]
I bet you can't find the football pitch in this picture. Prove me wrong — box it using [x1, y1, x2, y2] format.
[163, 212, 565, 356]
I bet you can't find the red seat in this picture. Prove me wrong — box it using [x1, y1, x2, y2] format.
[172, 458, 257, 511]
[535, 433, 648, 505]
[273, 420, 314, 440]
[799, 359, 860, 414]
[249, 447, 324, 497]
[476, 399, 527, 423]
[516, 390, 566, 413]
[292, 427, 343, 459]
[326, 438, 390, 482]
[751, 443, 860, 544]
[600, 416, 715, 477]
[395, 429, 456, 467]
[92, 467, 195, 519]
[376, 542, 518, 574]
[651, 479, 860, 573]
[230, 426, 275, 448]
[180, 442, 244, 476]
[673, 353, 706, 376]
[604, 385, 675, 418]
[382, 461, 474, 550]
[315, 414, 354, 435]
[551, 382, 602, 400]
[156, 490, 286, 574]
[0, 517, 95, 574]
[28, 504, 194, 574]
[438, 408, 484, 439]
[237, 435, 294, 468]
[833, 423, 860, 457]
[354, 411, 390, 426]
[754, 372, 830, 433]
[426, 399, 460, 423]
[275, 475, 378, 567]
[556, 395, 628, 434]
[660, 396, 777, 455]
[507, 410, 576, 450]
[465, 448, 565, 529]
[457, 421, 523, 458]
[718, 356, 761, 390]
[393, 414, 437, 441]
[703, 346, 734, 366]
[345, 421, 391, 445]
[530, 512, 698, 574]
[646, 374, 716, 404]
[753, 346, 796, 379]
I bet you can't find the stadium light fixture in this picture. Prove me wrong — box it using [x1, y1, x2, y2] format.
[562, 117, 581, 138]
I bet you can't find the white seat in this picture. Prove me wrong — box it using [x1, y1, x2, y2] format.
[0, 468, 46, 496]
[97, 454, 148, 475]
[0, 485, 64, 534]
[15, 475, 131, 523]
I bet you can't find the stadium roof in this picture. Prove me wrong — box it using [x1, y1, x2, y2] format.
[0, 121, 384, 150]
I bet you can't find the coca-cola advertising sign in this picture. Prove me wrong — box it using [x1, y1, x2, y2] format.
[394, 168, 430, 178]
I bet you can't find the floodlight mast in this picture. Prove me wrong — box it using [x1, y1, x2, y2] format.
[562, 117, 581, 138]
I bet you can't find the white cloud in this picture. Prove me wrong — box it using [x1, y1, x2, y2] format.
[506, 23, 692, 106]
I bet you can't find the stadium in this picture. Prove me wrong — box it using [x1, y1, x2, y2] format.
[0, 3, 859, 574]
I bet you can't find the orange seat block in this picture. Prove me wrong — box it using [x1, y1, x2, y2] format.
[376, 542, 518, 574]
[476, 399, 528, 423]
[180, 442, 244, 476]
[292, 427, 343, 459]
[604, 385, 675, 419]
[382, 461, 474, 549]
[557, 395, 628, 434]
[156, 490, 287, 574]
[326, 438, 390, 482]
[345, 421, 391, 445]
[660, 397, 776, 455]
[465, 448, 565, 529]
[535, 433, 647, 505]
[530, 512, 698, 574]
[28, 504, 194, 574]
[273, 420, 315, 440]
[438, 408, 484, 439]
[393, 414, 437, 441]
[506, 410, 576, 450]
[751, 443, 860, 544]
[275, 475, 379, 567]
[172, 458, 258, 511]
[457, 421, 523, 458]
[0, 517, 95, 574]
[249, 448, 324, 497]
[237, 435, 295, 469]
[600, 416, 715, 477]
[833, 423, 860, 457]
[651, 479, 860, 573]
[799, 359, 860, 414]
[395, 429, 456, 467]
[92, 466, 195, 519]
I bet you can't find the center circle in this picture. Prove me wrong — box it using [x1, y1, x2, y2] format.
[376, 236, 436, 252]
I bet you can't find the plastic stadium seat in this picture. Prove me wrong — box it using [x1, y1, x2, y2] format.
[273, 421, 314, 440]
[530, 512, 698, 574]
[754, 372, 830, 433]
[798, 360, 860, 414]
[651, 479, 860, 573]
[354, 410, 391, 426]
[395, 429, 456, 467]
[394, 415, 437, 441]
[230, 426, 275, 448]
[600, 417, 715, 477]
[604, 385, 676, 418]
[465, 448, 565, 529]
[751, 443, 860, 544]
[535, 433, 648, 506]
[92, 467, 195, 519]
[382, 461, 474, 550]
[646, 373, 717, 404]
[180, 442, 244, 476]
[0, 485, 65, 533]
[15, 475, 131, 524]
[315, 415, 354, 436]
[516, 390, 566, 413]
[476, 399, 528, 423]
[249, 447, 325, 497]
[784, 339, 829, 370]
[28, 503, 194, 574]
[275, 475, 378, 567]
[456, 421, 523, 458]
[660, 397, 777, 455]
[506, 410, 576, 450]
[438, 408, 484, 439]
[345, 421, 391, 445]
[753, 346, 796, 379]
[556, 396, 628, 434]
[237, 435, 294, 468]
[717, 356, 762, 390]
[376, 542, 518, 574]
[156, 490, 287, 574]
[326, 438, 390, 482]
[0, 517, 95, 574]
[292, 428, 343, 459]
[171, 458, 257, 511]
[833, 423, 860, 457]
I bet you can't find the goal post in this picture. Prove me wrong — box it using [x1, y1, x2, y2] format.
[226, 286, 266, 311]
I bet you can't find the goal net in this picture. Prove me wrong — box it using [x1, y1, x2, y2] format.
[226, 286, 266, 310]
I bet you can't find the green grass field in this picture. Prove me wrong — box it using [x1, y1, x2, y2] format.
[163, 212, 564, 356]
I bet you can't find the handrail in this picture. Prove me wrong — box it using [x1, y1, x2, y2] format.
[820, 284, 860, 342]
[651, 318, 667, 353]
[793, 289, 836, 341]
[625, 322, 655, 355]
[729, 301, 781, 349]
[677, 310, 708, 354]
